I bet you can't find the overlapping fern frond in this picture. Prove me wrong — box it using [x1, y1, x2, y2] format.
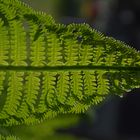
[0, 134, 20, 140]
[0, 0, 139, 127]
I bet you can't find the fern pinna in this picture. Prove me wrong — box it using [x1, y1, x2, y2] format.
[0, 0, 139, 128]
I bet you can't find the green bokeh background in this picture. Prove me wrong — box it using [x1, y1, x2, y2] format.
[11, 115, 81, 140]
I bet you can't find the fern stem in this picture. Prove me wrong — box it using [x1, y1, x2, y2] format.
[0, 65, 139, 72]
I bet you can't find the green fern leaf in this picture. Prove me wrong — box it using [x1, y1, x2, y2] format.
[0, 0, 139, 126]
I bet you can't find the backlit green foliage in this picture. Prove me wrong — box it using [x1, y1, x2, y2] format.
[12, 114, 79, 140]
[0, 0, 139, 131]
[0, 135, 19, 140]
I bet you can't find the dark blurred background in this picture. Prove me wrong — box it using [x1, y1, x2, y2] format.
[18, 0, 140, 140]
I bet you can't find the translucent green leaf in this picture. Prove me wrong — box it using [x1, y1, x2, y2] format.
[0, 0, 139, 126]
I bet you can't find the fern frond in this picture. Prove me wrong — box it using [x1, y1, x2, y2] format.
[56, 71, 69, 103]
[0, 72, 5, 96]
[97, 71, 109, 95]
[0, 0, 139, 126]
[46, 33, 62, 66]
[29, 22, 46, 66]
[24, 72, 40, 113]
[64, 39, 79, 65]
[2, 72, 24, 115]
[93, 46, 105, 65]
[38, 72, 57, 112]
[10, 21, 27, 66]
[79, 45, 93, 65]
[83, 71, 96, 96]
[0, 20, 9, 65]
[71, 71, 83, 100]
